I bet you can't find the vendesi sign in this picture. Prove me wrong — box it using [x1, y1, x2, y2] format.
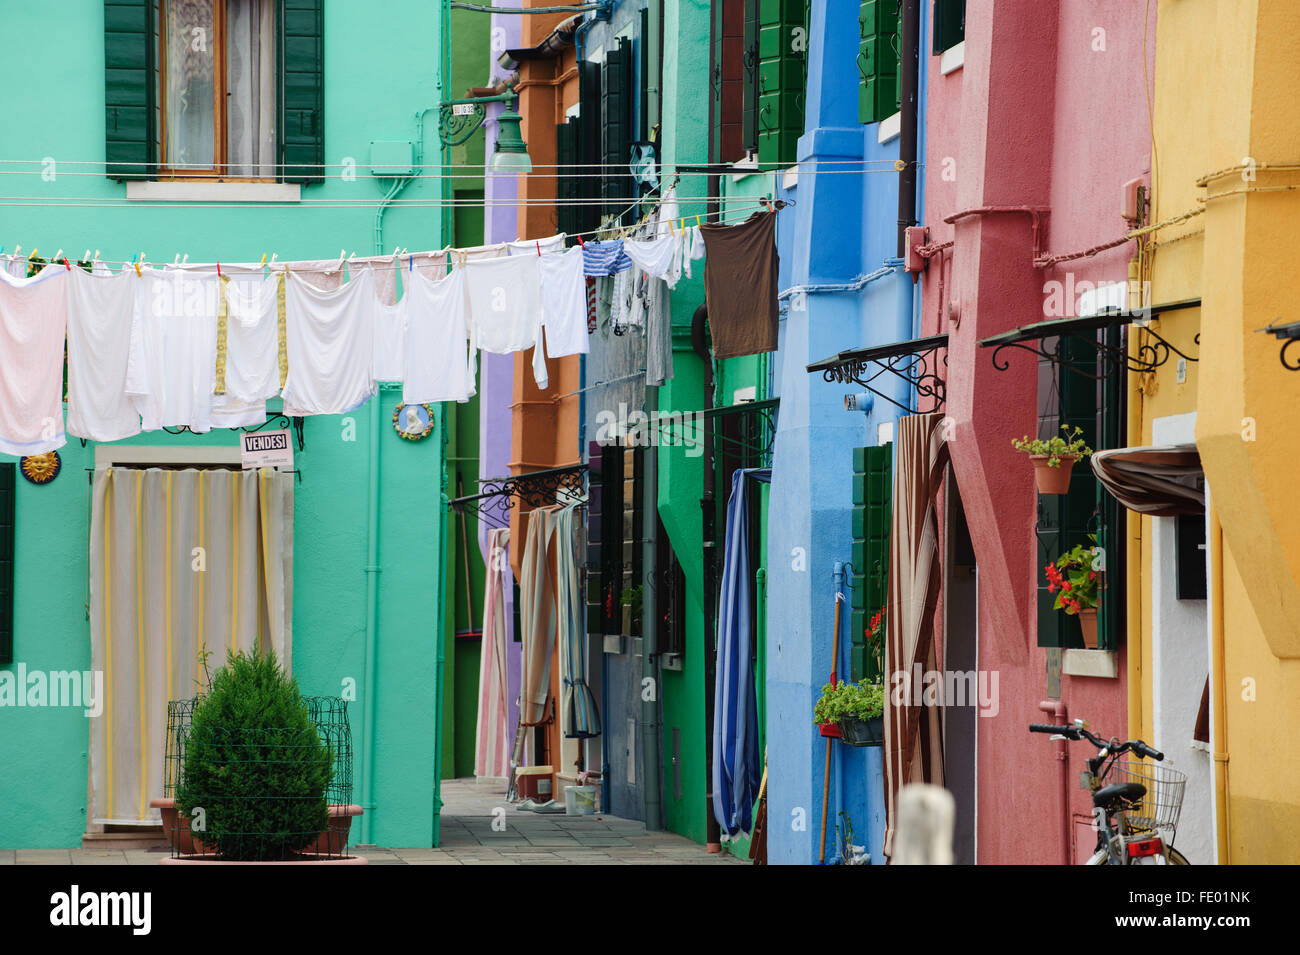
[241, 429, 293, 469]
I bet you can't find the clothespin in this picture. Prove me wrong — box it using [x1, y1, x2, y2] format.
[94, 250, 100, 262]
[12, 245, 19, 257]
[63, 257, 72, 270]
[174, 254, 180, 265]
[131, 253, 141, 277]
[575, 233, 585, 248]
[337, 249, 347, 270]
[409, 253, 414, 272]
[30, 248, 39, 259]
[182, 253, 189, 265]
[83, 249, 91, 262]
[270, 253, 278, 266]
[536, 240, 542, 256]
[216, 261, 222, 278]
[259, 253, 267, 267]
[391, 245, 400, 258]
[695, 215, 702, 227]
[55, 249, 64, 262]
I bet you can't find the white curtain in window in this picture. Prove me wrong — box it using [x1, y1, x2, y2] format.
[87, 467, 294, 825]
[164, 0, 217, 169]
[225, 0, 277, 177]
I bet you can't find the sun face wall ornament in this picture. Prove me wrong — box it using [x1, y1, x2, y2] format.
[392, 403, 435, 442]
[20, 451, 61, 484]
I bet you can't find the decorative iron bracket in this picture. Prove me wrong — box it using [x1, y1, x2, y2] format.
[448, 463, 588, 529]
[980, 303, 1200, 381]
[162, 413, 305, 453]
[807, 335, 948, 414]
[437, 85, 516, 148]
[1257, 319, 1300, 371]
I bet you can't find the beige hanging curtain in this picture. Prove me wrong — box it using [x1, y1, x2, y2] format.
[87, 466, 294, 825]
[883, 412, 949, 859]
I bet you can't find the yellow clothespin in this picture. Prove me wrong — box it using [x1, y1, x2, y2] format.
[259, 253, 268, 267]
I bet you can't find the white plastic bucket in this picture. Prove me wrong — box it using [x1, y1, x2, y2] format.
[565, 785, 598, 816]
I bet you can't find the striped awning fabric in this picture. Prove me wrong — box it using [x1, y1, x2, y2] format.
[1090, 445, 1204, 517]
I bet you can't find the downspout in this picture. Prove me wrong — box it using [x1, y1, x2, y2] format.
[639, 0, 664, 834]
[1125, 263, 1145, 744]
[896, 0, 919, 256]
[695, 301, 721, 852]
[433, 405, 450, 845]
[1208, 505, 1230, 863]
[1038, 699, 1070, 865]
[360, 379, 383, 843]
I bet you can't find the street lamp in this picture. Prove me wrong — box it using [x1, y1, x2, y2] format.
[438, 82, 532, 173]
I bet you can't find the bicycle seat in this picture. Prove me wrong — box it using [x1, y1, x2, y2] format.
[1093, 782, 1146, 808]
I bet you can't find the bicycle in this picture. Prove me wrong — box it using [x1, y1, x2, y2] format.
[1029, 719, 1190, 865]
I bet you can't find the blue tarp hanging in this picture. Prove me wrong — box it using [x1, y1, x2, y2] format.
[712, 466, 771, 838]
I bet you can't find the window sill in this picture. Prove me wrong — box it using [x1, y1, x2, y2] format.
[940, 40, 965, 75]
[125, 180, 302, 203]
[878, 111, 901, 144]
[729, 152, 761, 182]
[1062, 648, 1119, 679]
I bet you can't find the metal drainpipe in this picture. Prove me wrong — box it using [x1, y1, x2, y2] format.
[896, 0, 920, 256]
[432, 405, 450, 845]
[1038, 699, 1070, 865]
[360, 386, 383, 844]
[639, 0, 664, 834]
[695, 301, 721, 852]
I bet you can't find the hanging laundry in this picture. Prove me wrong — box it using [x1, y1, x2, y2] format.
[462, 255, 548, 390]
[65, 267, 142, 443]
[624, 234, 682, 288]
[281, 268, 378, 416]
[475, 526, 513, 780]
[1, 253, 28, 279]
[0, 265, 68, 455]
[212, 269, 282, 427]
[640, 272, 674, 386]
[373, 297, 406, 384]
[581, 239, 633, 276]
[412, 250, 451, 282]
[508, 233, 566, 257]
[682, 225, 706, 280]
[699, 209, 779, 359]
[402, 268, 474, 404]
[539, 246, 589, 358]
[126, 268, 220, 433]
[357, 254, 401, 306]
[280, 258, 348, 291]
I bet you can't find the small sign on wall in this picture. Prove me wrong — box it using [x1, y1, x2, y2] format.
[241, 429, 293, 469]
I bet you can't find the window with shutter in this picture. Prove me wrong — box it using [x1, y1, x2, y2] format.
[1036, 335, 1123, 649]
[577, 59, 603, 236]
[851, 444, 891, 682]
[104, 0, 158, 180]
[556, 117, 579, 238]
[102, 0, 323, 184]
[757, 0, 808, 168]
[858, 0, 900, 126]
[742, 0, 760, 155]
[932, 0, 965, 55]
[0, 463, 14, 664]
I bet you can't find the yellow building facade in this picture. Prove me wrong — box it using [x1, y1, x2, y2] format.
[1129, 0, 1300, 865]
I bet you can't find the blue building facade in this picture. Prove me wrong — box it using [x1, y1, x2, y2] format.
[765, 0, 929, 865]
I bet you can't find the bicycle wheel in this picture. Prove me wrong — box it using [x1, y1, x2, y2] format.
[1167, 847, 1191, 865]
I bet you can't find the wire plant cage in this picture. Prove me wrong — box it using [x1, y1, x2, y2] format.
[162, 695, 356, 860]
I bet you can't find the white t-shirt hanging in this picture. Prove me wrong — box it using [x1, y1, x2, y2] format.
[125, 268, 219, 433]
[403, 268, 474, 404]
[624, 235, 681, 287]
[0, 265, 68, 455]
[373, 296, 406, 384]
[210, 270, 281, 427]
[462, 255, 548, 389]
[282, 268, 377, 416]
[539, 246, 589, 357]
[65, 267, 142, 443]
[508, 233, 566, 257]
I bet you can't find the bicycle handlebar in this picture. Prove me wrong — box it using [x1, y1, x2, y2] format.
[1027, 722, 1163, 760]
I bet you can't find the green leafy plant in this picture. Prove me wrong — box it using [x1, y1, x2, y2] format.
[866, 606, 886, 678]
[1045, 535, 1102, 615]
[619, 585, 643, 620]
[176, 649, 332, 860]
[813, 680, 885, 725]
[1012, 424, 1094, 467]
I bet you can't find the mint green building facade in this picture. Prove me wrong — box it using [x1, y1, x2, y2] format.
[0, 0, 468, 849]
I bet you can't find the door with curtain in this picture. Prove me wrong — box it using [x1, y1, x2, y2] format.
[87, 466, 293, 825]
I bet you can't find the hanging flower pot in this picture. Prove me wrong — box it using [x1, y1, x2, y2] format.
[818, 722, 842, 739]
[1012, 425, 1093, 496]
[1077, 608, 1099, 649]
[1031, 454, 1077, 494]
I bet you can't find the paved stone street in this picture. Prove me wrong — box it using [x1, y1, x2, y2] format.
[0, 779, 747, 866]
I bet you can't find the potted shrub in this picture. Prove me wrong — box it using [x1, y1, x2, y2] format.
[813, 680, 884, 747]
[1045, 539, 1103, 649]
[167, 649, 365, 864]
[1012, 425, 1094, 495]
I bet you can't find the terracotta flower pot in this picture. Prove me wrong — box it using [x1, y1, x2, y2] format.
[305, 804, 364, 856]
[151, 799, 360, 857]
[1030, 454, 1076, 495]
[149, 797, 206, 854]
[1078, 608, 1099, 649]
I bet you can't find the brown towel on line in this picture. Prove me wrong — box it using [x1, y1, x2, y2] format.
[700, 209, 780, 359]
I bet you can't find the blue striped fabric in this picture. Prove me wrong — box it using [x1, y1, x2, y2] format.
[581, 240, 632, 276]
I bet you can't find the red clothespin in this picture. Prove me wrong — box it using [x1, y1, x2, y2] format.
[536, 240, 542, 257]
[576, 233, 585, 248]
[217, 261, 222, 278]
[63, 257, 71, 270]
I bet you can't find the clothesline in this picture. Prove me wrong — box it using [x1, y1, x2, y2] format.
[0, 157, 901, 171]
[4, 201, 776, 275]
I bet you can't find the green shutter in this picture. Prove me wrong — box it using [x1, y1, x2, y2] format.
[556, 117, 579, 238]
[851, 443, 892, 682]
[933, 0, 966, 55]
[280, 0, 324, 185]
[602, 38, 633, 219]
[577, 60, 603, 235]
[757, 0, 807, 167]
[1095, 324, 1125, 651]
[858, 0, 900, 125]
[586, 444, 607, 637]
[104, 0, 157, 180]
[0, 464, 14, 664]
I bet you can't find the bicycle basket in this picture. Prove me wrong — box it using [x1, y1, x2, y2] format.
[1111, 758, 1186, 833]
